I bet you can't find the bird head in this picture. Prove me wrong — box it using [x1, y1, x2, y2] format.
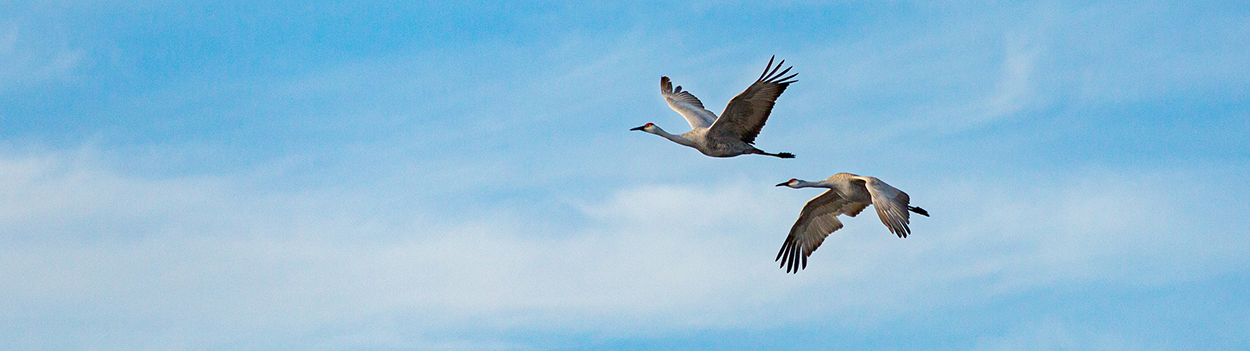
[776, 178, 800, 188]
[629, 122, 655, 132]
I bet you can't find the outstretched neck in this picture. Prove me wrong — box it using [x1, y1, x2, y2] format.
[651, 127, 697, 148]
[794, 179, 832, 188]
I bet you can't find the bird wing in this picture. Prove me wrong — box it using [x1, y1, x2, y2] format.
[857, 177, 915, 238]
[660, 76, 716, 129]
[708, 56, 798, 144]
[776, 189, 851, 273]
[841, 202, 870, 217]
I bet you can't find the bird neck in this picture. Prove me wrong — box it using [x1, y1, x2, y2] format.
[652, 127, 696, 148]
[795, 180, 831, 188]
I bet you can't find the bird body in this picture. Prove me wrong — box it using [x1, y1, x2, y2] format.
[775, 173, 929, 273]
[632, 56, 798, 158]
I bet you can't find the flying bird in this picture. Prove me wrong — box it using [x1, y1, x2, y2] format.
[631, 56, 798, 158]
[774, 173, 929, 273]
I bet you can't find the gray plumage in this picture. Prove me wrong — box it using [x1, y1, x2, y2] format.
[775, 173, 929, 273]
[632, 56, 798, 158]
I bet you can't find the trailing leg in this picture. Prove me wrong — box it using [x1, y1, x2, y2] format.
[909, 206, 929, 217]
[753, 148, 795, 158]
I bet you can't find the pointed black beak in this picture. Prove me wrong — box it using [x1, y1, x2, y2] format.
[630, 125, 645, 131]
[775, 182, 788, 187]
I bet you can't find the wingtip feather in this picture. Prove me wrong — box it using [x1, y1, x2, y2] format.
[777, 72, 799, 85]
[770, 66, 793, 82]
[759, 56, 776, 81]
[765, 60, 784, 81]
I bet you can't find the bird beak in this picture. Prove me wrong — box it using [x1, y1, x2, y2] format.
[630, 125, 645, 131]
[775, 182, 788, 187]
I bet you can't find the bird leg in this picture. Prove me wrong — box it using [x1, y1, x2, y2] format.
[753, 149, 795, 158]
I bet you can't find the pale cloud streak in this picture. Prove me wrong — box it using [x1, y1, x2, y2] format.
[1, 147, 1244, 349]
[973, 317, 1144, 351]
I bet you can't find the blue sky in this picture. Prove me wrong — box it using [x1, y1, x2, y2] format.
[2, 1, 1248, 350]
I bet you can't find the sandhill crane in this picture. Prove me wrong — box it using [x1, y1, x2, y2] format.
[631, 56, 798, 158]
[774, 173, 929, 273]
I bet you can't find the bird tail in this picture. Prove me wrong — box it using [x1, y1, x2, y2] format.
[909, 206, 929, 217]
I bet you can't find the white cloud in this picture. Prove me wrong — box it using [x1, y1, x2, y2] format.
[1, 147, 1245, 350]
[973, 317, 1145, 351]
[1, 1, 1246, 349]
